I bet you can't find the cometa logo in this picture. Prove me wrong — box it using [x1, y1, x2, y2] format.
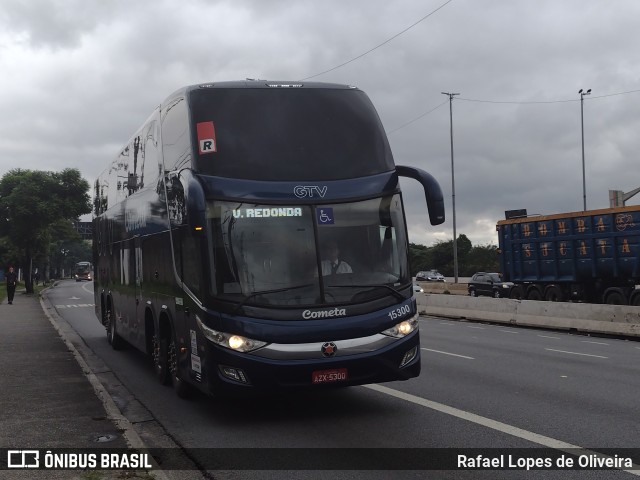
[321, 342, 337, 357]
[302, 308, 347, 319]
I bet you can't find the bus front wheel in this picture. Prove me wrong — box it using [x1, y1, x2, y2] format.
[106, 305, 124, 350]
[152, 334, 170, 385]
[169, 329, 191, 399]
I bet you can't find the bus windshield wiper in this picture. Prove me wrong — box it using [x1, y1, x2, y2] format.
[325, 283, 407, 302]
[232, 283, 315, 315]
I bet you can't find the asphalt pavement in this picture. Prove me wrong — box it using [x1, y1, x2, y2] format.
[0, 286, 162, 479]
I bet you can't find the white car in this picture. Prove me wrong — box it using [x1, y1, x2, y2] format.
[415, 270, 446, 282]
[413, 283, 424, 293]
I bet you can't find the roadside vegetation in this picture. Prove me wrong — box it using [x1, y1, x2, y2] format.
[0, 168, 92, 293]
[409, 234, 500, 277]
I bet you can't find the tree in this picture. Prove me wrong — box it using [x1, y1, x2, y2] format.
[409, 234, 499, 277]
[409, 243, 434, 273]
[47, 219, 92, 280]
[465, 244, 500, 275]
[0, 168, 91, 293]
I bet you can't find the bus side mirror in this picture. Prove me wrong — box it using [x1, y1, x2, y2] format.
[396, 165, 445, 225]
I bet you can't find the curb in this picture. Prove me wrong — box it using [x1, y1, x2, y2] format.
[39, 291, 172, 480]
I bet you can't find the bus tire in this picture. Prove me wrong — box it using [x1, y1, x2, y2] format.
[152, 333, 170, 385]
[630, 292, 640, 306]
[106, 304, 124, 350]
[169, 328, 191, 399]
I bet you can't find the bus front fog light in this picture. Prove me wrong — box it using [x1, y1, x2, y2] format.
[400, 346, 418, 367]
[220, 366, 249, 383]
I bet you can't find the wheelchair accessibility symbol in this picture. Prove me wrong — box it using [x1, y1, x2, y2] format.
[316, 208, 334, 225]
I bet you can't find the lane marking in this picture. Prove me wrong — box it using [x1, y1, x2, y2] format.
[55, 304, 95, 309]
[467, 326, 485, 330]
[421, 348, 474, 360]
[538, 335, 560, 340]
[581, 340, 609, 346]
[364, 384, 640, 476]
[545, 348, 608, 359]
[498, 329, 519, 334]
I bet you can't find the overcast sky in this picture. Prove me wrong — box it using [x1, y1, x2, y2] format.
[1, 0, 639, 247]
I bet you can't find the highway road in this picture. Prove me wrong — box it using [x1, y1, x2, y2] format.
[44, 280, 640, 479]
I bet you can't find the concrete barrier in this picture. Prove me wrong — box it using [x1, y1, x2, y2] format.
[415, 293, 640, 338]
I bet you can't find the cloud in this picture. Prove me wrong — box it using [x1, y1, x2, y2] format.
[0, 0, 120, 50]
[2, 0, 640, 246]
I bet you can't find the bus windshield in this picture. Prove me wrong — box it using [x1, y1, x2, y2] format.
[205, 194, 409, 309]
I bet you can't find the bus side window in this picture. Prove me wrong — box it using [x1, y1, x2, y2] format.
[143, 120, 159, 189]
[161, 98, 191, 171]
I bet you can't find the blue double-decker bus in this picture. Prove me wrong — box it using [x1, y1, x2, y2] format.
[93, 80, 444, 397]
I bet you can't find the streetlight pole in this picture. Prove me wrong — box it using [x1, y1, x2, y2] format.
[579, 88, 591, 211]
[442, 92, 459, 283]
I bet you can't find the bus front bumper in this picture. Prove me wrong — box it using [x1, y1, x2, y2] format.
[192, 330, 421, 394]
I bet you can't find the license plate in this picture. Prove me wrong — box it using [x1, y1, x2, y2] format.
[312, 368, 348, 384]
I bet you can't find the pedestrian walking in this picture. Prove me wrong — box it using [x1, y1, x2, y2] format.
[6, 266, 17, 304]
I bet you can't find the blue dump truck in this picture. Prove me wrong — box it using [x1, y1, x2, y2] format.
[497, 205, 640, 305]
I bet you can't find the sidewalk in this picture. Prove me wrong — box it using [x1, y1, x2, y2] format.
[0, 288, 156, 479]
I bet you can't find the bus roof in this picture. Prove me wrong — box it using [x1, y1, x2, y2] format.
[184, 79, 356, 92]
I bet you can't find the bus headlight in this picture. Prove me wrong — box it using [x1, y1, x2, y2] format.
[196, 316, 267, 352]
[382, 314, 418, 338]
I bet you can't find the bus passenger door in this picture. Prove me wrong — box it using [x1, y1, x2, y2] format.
[171, 226, 188, 347]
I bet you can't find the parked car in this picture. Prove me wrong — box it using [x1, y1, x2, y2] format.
[415, 270, 446, 282]
[413, 283, 424, 293]
[468, 272, 513, 298]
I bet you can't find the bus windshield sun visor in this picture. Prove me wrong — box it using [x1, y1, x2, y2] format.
[395, 165, 445, 226]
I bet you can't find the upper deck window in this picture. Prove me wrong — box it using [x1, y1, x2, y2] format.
[189, 87, 394, 181]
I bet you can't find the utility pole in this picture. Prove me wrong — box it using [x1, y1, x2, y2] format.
[442, 92, 459, 283]
[579, 88, 591, 211]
